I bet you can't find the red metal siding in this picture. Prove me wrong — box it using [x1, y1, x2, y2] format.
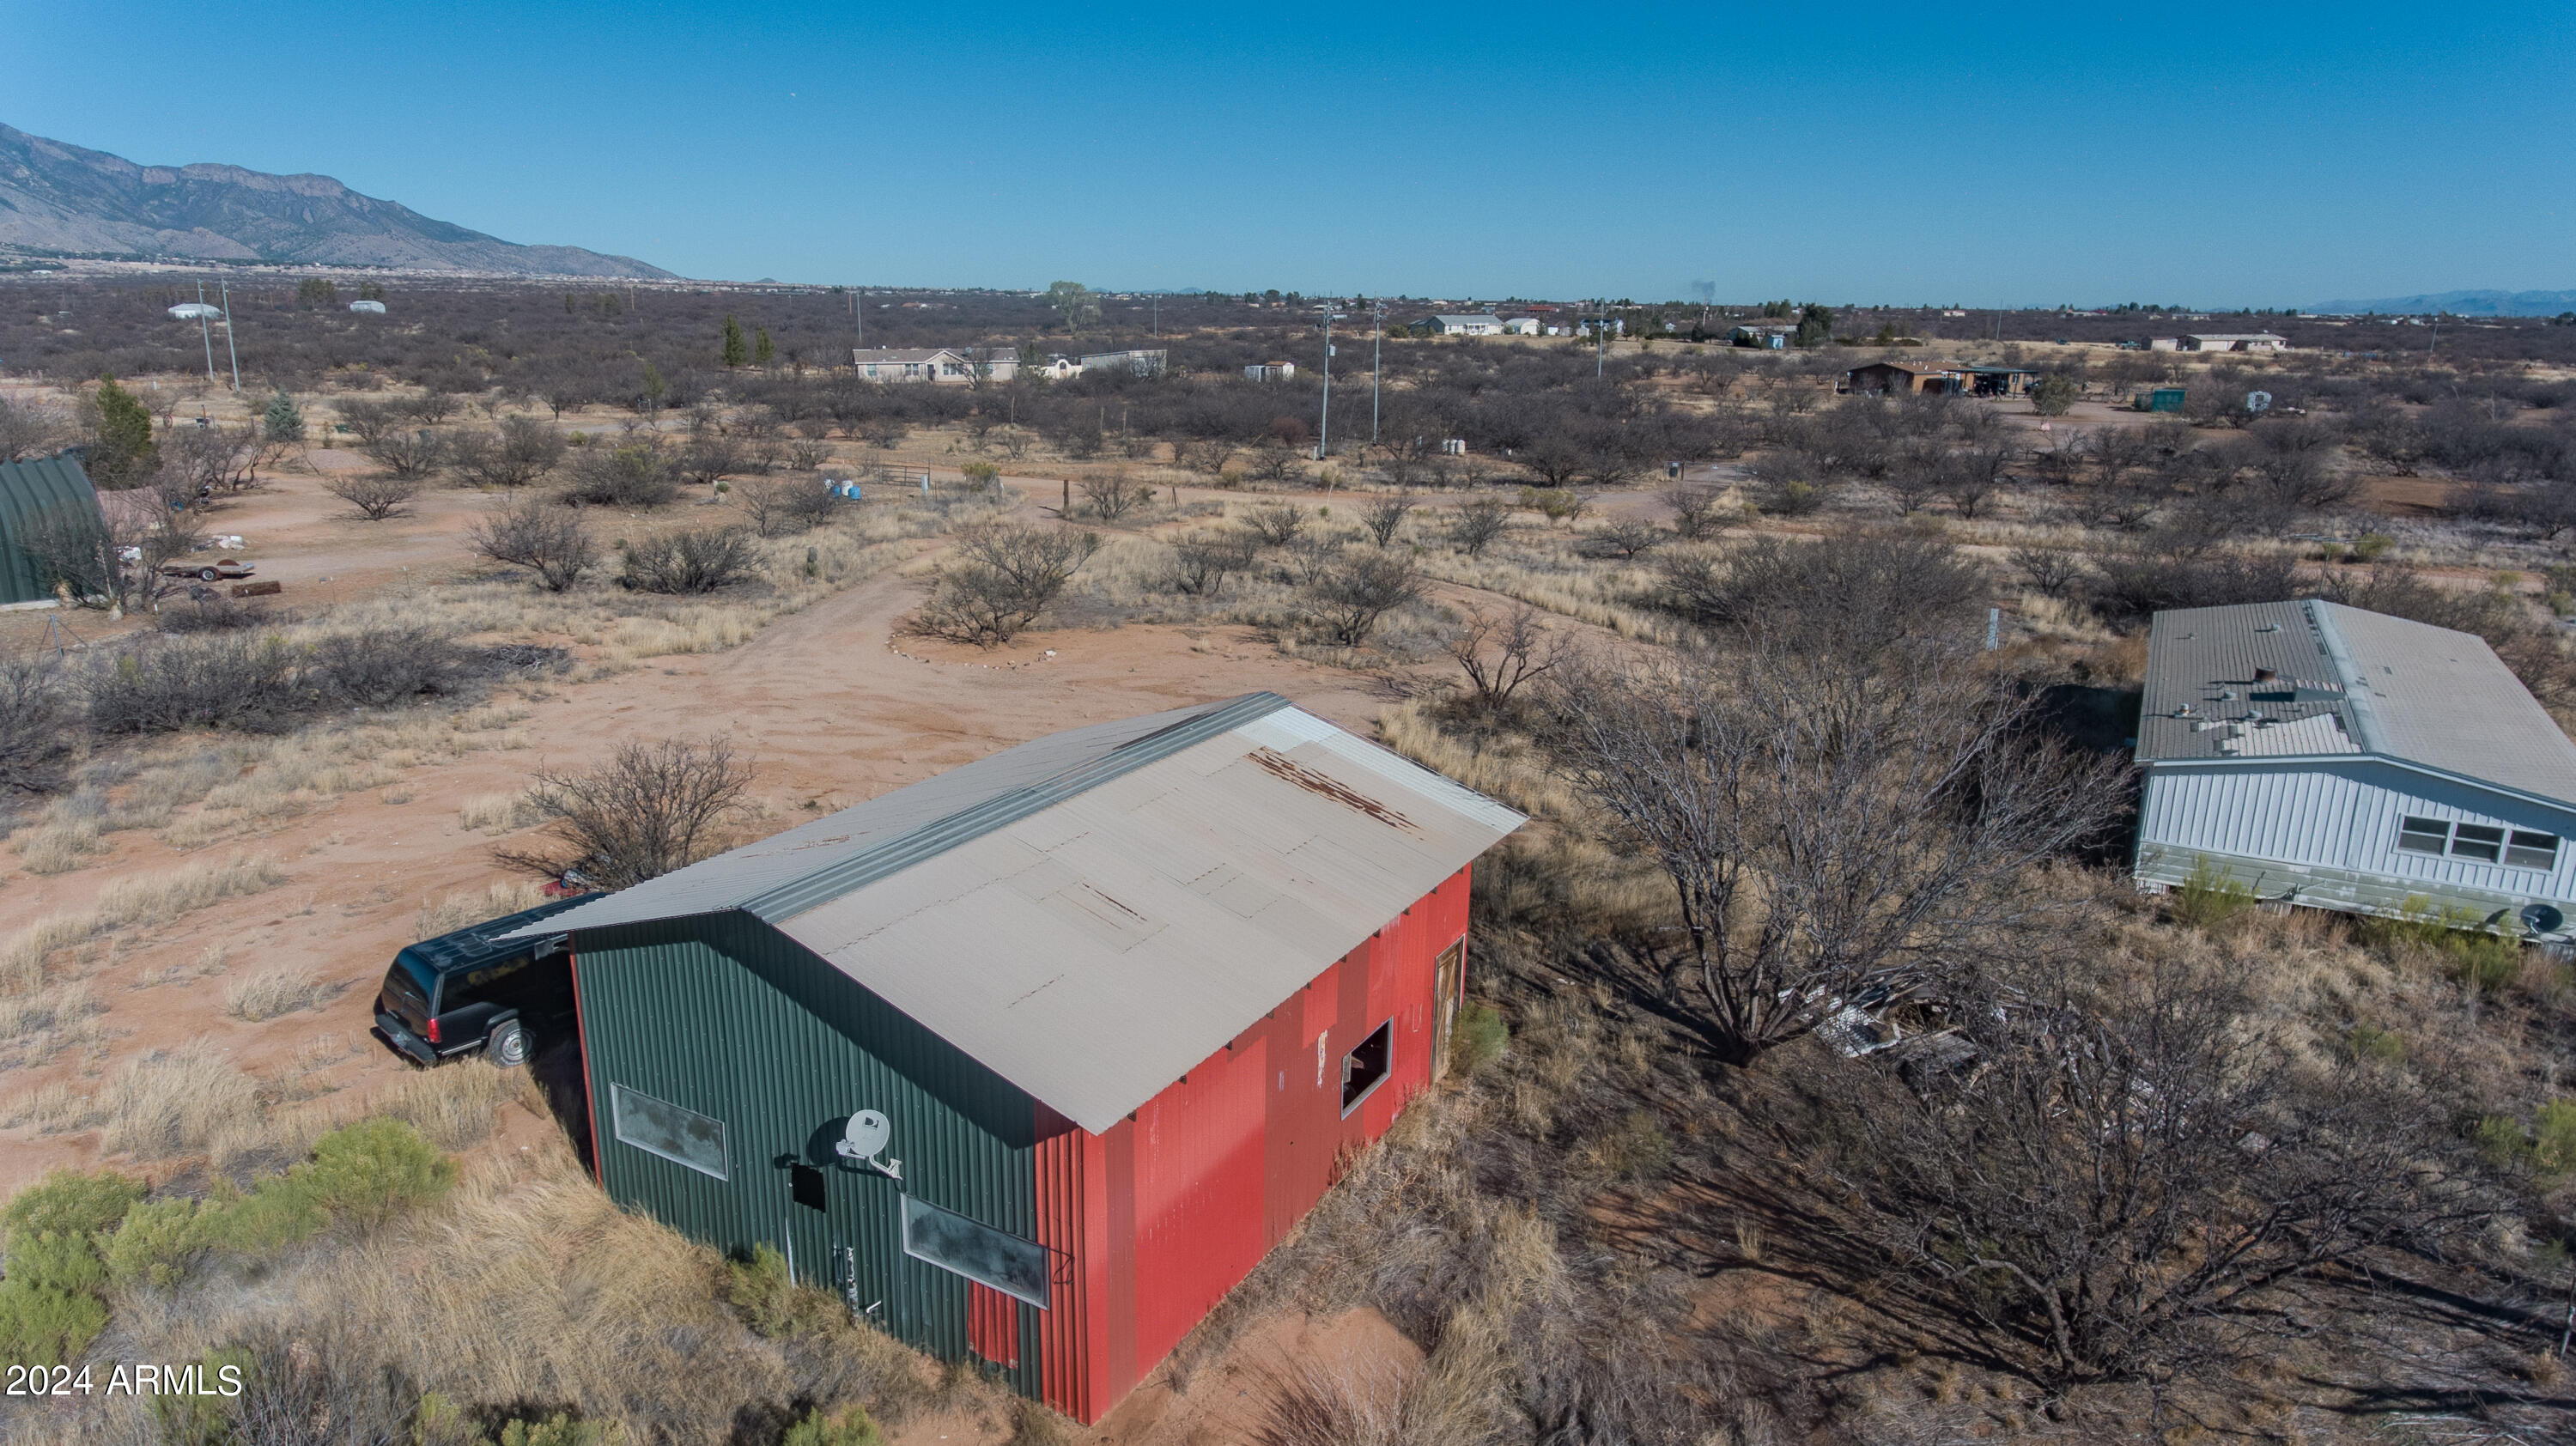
[1034, 867, 1472, 1423]
[969, 1283, 1019, 1367]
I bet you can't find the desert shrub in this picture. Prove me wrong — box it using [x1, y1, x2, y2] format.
[1166, 530, 1259, 596]
[450, 413, 568, 489]
[310, 625, 479, 707]
[619, 527, 756, 593]
[1449, 1001, 1508, 1076]
[2088, 543, 2302, 626]
[733, 472, 840, 536]
[295, 1117, 459, 1228]
[560, 436, 681, 506]
[357, 423, 448, 479]
[319, 470, 425, 520]
[500, 737, 754, 888]
[913, 523, 1102, 646]
[1661, 483, 1725, 540]
[1655, 526, 1984, 659]
[727, 1242, 848, 1340]
[959, 459, 1000, 490]
[1357, 495, 1416, 547]
[100, 1195, 209, 1290]
[1244, 502, 1311, 548]
[0, 1168, 141, 1365]
[84, 633, 304, 734]
[2168, 855, 2256, 930]
[156, 592, 281, 634]
[469, 494, 599, 592]
[2359, 896, 2524, 991]
[1298, 550, 1425, 647]
[1079, 471, 1150, 520]
[1586, 515, 1664, 557]
[0, 653, 73, 793]
[224, 964, 336, 1021]
[782, 1406, 888, 1446]
[2008, 544, 2088, 598]
[1449, 497, 1512, 557]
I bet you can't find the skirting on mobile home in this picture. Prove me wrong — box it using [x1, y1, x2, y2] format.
[507, 693, 1522, 1423]
[2132, 599, 2576, 940]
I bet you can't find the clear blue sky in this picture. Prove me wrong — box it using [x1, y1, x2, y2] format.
[5, 2, 2567, 306]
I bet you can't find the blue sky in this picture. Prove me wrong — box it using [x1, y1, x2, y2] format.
[4, 2, 2567, 305]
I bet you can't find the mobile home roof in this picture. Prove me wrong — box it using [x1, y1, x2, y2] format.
[516, 694, 1524, 1132]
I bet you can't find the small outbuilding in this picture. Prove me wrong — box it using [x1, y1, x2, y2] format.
[2134, 599, 2576, 940]
[515, 694, 1523, 1422]
[2181, 331, 2287, 353]
[1843, 360, 1967, 395]
[0, 452, 105, 605]
[1244, 361, 1297, 381]
[1425, 313, 1504, 336]
[349, 299, 387, 314]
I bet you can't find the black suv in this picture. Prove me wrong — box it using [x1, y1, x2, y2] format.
[373, 896, 591, 1068]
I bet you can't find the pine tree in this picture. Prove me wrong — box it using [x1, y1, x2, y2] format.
[753, 326, 775, 368]
[721, 315, 748, 368]
[90, 374, 156, 485]
[263, 390, 305, 443]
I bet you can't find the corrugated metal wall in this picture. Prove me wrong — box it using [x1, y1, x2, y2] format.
[1032, 866, 1473, 1422]
[571, 914, 1046, 1400]
[2140, 760, 2576, 902]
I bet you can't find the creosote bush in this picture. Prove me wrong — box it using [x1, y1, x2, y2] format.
[618, 526, 756, 593]
[468, 494, 599, 591]
[913, 523, 1102, 646]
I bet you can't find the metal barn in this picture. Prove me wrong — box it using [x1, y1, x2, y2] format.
[2133, 599, 2576, 940]
[0, 453, 104, 605]
[512, 693, 1522, 1422]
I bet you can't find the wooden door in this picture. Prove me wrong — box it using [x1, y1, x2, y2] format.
[1430, 940, 1464, 1082]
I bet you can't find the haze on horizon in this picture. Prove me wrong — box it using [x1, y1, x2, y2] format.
[6, 0, 2567, 307]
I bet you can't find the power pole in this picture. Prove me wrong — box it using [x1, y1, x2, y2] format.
[1370, 298, 1386, 445]
[1317, 304, 1347, 460]
[219, 281, 240, 390]
[194, 283, 216, 382]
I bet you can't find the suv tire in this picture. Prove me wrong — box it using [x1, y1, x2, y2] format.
[486, 1019, 530, 1068]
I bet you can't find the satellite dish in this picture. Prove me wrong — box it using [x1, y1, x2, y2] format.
[2522, 902, 2565, 937]
[841, 1109, 890, 1161]
[2245, 390, 2273, 414]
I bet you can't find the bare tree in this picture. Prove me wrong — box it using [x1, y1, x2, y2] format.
[1244, 502, 1310, 549]
[319, 471, 422, 521]
[914, 523, 1103, 646]
[0, 653, 73, 793]
[1449, 497, 1513, 557]
[0, 393, 73, 462]
[1357, 495, 1416, 548]
[1587, 515, 1664, 558]
[1173, 437, 1235, 477]
[450, 415, 568, 489]
[467, 495, 598, 592]
[1167, 530, 1260, 596]
[1653, 526, 1986, 659]
[501, 738, 755, 888]
[1449, 603, 1561, 712]
[359, 426, 447, 480]
[732, 473, 839, 537]
[1543, 644, 2128, 1063]
[1080, 472, 1151, 521]
[1660, 483, 1725, 540]
[2008, 544, 2089, 598]
[1300, 551, 1425, 647]
[618, 527, 756, 593]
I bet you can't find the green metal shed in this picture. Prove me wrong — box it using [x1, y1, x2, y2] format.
[0, 453, 105, 605]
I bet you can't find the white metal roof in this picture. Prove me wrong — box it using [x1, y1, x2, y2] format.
[515, 694, 1523, 1132]
[2137, 599, 2576, 805]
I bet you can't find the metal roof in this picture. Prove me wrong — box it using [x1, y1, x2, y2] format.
[2136, 598, 2576, 805]
[398, 893, 596, 975]
[515, 694, 1525, 1132]
[1431, 314, 1504, 325]
[0, 453, 101, 605]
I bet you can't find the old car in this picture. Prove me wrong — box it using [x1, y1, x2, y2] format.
[159, 556, 258, 582]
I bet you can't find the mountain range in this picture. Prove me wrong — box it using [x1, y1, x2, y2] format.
[0, 124, 671, 278]
[2306, 288, 2576, 317]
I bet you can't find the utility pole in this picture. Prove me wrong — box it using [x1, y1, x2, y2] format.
[219, 281, 240, 391]
[1592, 300, 1607, 379]
[1151, 295, 1159, 338]
[1370, 298, 1386, 445]
[193, 283, 216, 382]
[1316, 304, 1346, 460]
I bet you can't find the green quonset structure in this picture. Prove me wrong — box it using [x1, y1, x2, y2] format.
[0, 453, 102, 605]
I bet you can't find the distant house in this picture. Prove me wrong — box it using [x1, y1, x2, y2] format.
[1244, 362, 1297, 382]
[1842, 361, 1968, 395]
[349, 300, 387, 314]
[1731, 325, 1792, 349]
[1501, 318, 1540, 335]
[2134, 599, 2576, 942]
[1966, 365, 2040, 398]
[853, 347, 1023, 383]
[2181, 332, 2288, 353]
[1425, 314, 1504, 337]
[0, 452, 104, 606]
[1077, 349, 1168, 377]
[2149, 337, 2184, 351]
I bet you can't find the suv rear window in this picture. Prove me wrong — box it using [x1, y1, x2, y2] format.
[382, 952, 438, 1025]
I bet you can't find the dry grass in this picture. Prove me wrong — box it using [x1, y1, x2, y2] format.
[1, 853, 288, 993]
[416, 878, 549, 939]
[0, 980, 107, 1070]
[458, 791, 541, 834]
[223, 964, 343, 1023]
[2, 1036, 264, 1160]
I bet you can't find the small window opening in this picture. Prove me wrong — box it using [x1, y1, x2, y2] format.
[2451, 823, 2505, 863]
[1341, 1019, 1393, 1115]
[2397, 817, 2449, 855]
[2506, 830, 2561, 871]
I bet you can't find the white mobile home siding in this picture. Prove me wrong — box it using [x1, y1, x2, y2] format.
[2137, 760, 2576, 929]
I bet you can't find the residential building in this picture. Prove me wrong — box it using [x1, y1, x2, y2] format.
[2133, 600, 2576, 941]
[513, 694, 1524, 1423]
[1244, 361, 1297, 381]
[1502, 318, 1540, 335]
[1425, 314, 1505, 336]
[1077, 349, 1168, 377]
[1731, 325, 1791, 349]
[1841, 360, 1969, 395]
[2180, 332, 2288, 353]
[853, 347, 982, 383]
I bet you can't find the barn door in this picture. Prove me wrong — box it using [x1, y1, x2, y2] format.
[1430, 939, 1464, 1083]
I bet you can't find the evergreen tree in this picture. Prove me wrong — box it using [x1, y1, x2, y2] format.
[721, 315, 748, 368]
[262, 390, 305, 443]
[89, 374, 156, 485]
[1793, 303, 1836, 348]
[753, 326, 775, 367]
[641, 362, 666, 417]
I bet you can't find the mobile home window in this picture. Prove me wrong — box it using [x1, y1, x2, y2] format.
[901, 1194, 1050, 1308]
[2450, 823, 2505, 863]
[2506, 831, 2562, 870]
[1341, 1019, 1393, 1115]
[2397, 817, 2450, 854]
[609, 1084, 729, 1181]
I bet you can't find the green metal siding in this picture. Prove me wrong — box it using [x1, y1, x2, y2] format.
[0, 455, 104, 605]
[572, 912, 1045, 1399]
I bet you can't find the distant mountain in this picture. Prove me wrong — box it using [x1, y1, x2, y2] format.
[0, 124, 672, 278]
[2307, 288, 2576, 317]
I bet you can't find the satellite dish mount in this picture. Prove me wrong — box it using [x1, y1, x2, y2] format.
[835, 1109, 901, 1182]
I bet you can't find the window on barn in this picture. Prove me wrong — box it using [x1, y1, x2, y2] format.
[2450, 823, 2506, 863]
[610, 1084, 728, 1181]
[2506, 831, 2561, 870]
[2397, 817, 2451, 854]
[1341, 1019, 1393, 1116]
[902, 1194, 1050, 1308]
